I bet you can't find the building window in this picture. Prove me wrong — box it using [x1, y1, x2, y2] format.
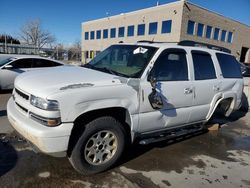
[103, 29, 108, 39]
[197, 23, 204, 37]
[213, 28, 220, 40]
[221, 30, 226, 42]
[227, 31, 233, 43]
[137, 24, 145, 36]
[161, 20, 172, 33]
[96, 30, 101, 39]
[149, 22, 158, 35]
[118, 27, 125, 37]
[84, 32, 89, 40]
[206, 25, 212, 39]
[90, 31, 95, 40]
[110, 28, 116, 38]
[127, 25, 134, 37]
[187, 20, 195, 35]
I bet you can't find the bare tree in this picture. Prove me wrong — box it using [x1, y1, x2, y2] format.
[68, 40, 81, 61]
[20, 19, 56, 50]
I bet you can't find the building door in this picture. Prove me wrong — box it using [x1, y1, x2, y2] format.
[240, 47, 249, 63]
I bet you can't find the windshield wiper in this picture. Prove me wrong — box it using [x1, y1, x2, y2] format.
[82, 64, 128, 77]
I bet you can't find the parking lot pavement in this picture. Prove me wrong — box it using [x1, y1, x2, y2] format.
[0, 91, 14, 134]
[1, 93, 250, 188]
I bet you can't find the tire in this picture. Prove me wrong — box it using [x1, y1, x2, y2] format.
[69, 116, 126, 175]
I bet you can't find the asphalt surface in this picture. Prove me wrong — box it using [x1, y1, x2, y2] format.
[1, 92, 250, 188]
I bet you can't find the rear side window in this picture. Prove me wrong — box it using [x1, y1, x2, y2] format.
[216, 53, 242, 78]
[10, 58, 32, 69]
[152, 49, 188, 81]
[32, 59, 61, 68]
[192, 51, 216, 80]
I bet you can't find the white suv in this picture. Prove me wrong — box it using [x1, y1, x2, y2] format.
[7, 41, 243, 175]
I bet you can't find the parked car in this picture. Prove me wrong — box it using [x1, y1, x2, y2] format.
[239, 62, 250, 77]
[0, 55, 64, 90]
[7, 41, 243, 175]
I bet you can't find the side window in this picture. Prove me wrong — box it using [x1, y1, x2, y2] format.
[10, 58, 32, 69]
[216, 53, 242, 78]
[152, 49, 188, 81]
[192, 51, 216, 80]
[32, 59, 59, 68]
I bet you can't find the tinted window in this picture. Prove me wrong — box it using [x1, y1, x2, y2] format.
[206, 25, 212, 39]
[90, 31, 95, 40]
[110, 28, 116, 38]
[192, 52, 216, 80]
[32, 59, 61, 68]
[227, 32, 233, 43]
[221, 30, 226, 42]
[151, 50, 188, 81]
[187, 20, 195, 35]
[84, 32, 89, 40]
[161, 20, 172, 33]
[127, 25, 134, 37]
[197, 23, 204, 37]
[103, 29, 108, 39]
[216, 53, 242, 78]
[149, 22, 157, 35]
[96, 30, 101, 39]
[213, 28, 220, 40]
[118, 27, 125, 37]
[137, 24, 145, 36]
[11, 58, 32, 69]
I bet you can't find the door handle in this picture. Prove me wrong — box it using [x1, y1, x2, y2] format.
[184, 88, 193, 94]
[213, 85, 220, 91]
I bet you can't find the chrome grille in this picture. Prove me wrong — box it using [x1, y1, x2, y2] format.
[15, 88, 29, 100]
[15, 102, 28, 114]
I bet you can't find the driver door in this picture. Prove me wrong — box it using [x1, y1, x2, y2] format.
[138, 48, 193, 133]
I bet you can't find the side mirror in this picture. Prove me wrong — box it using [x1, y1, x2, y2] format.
[147, 72, 163, 110]
[4, 64, 13, 70]
[147, 72, 157, 89]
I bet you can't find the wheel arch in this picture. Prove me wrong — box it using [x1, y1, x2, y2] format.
[206, 92, 236, 120]
[67, 107, 132, 157]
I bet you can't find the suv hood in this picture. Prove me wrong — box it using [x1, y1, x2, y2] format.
[15, 66, 128, 98]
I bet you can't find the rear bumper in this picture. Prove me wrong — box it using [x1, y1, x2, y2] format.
[7, 97, 74, 155]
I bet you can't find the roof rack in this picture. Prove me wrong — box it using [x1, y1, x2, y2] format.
[178, 40, 231, 53]
[137, 40, 172, 44]
[136, 40, 231, 53]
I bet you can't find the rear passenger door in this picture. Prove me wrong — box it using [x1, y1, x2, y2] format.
[189, 50, 220, 122]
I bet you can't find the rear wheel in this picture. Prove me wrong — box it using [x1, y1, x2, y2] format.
[69, 116, 126, 175]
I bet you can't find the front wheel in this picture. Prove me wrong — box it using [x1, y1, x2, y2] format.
[69, 116, 126, 175]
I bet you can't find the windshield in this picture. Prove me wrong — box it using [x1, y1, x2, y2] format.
[83, 45, 157, 78]
[0, 57, 14, 67]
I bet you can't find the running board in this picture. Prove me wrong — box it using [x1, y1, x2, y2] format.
[139, 124, 204, 145]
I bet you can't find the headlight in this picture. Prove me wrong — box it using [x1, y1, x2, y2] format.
[30, 95, 59, 111]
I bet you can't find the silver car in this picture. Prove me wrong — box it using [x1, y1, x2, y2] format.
[0, 55, 64, 90]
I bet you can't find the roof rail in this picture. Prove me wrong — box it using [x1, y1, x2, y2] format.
[178, 40, 231, 53]
[137, 40, 170, 44]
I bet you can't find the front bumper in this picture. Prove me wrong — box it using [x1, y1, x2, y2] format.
[7, 97, 74, 155]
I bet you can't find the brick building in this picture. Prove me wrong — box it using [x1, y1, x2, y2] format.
[81, 0, 250, 63]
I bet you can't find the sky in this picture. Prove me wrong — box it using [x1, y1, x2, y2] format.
[0, 0, 249, 46]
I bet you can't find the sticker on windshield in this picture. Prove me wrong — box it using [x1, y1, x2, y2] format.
[133, 47, 148, 54]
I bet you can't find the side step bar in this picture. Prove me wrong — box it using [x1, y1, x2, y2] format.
[138, 124, 204, 145]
